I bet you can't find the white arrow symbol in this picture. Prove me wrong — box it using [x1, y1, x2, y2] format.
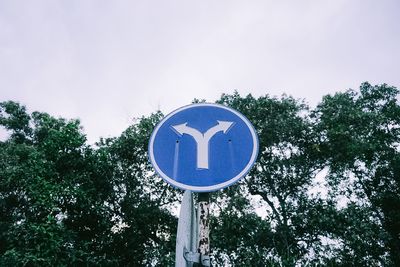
[172, 121, 234, 169]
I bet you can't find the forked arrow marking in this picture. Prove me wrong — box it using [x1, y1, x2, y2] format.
[172, 121, 234, 169]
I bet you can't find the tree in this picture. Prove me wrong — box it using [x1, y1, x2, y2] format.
[210, 185, 277, 266]
[0, 102, 178, 266]
[213, 93, 336, 266]
[97, 112, 179, 266]
[315, 82, 400, 265]
[2, 82, 399, 266]
[0, 101, 119, 266]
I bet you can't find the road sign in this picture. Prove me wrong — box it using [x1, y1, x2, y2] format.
[148, 103, 259, 192]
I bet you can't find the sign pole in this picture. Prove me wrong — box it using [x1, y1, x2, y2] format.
[176, 191, 198, 267]
[197, 193, 211, 267]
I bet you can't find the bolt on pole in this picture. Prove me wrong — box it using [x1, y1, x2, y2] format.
[197, 193, 211, 267]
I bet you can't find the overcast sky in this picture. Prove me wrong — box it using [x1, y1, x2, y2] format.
[1, 0, 399, 143]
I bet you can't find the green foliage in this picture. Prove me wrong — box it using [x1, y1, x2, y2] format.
[1, 82, 399, 266]
[211, 186, 277, 266]
[315, 82, 400, 266]
[96, 112, 179, 266]
[0, 103, 177, 266]
[215, 93, 330, 266]
[211, 85, 399, 265]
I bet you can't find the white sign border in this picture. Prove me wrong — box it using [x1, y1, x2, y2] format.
[148, 103, 259, 192]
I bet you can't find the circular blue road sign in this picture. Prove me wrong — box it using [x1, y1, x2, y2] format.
[148, 103, 259, 192]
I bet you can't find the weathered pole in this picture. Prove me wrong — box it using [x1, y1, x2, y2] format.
[197, 193, 210, 267]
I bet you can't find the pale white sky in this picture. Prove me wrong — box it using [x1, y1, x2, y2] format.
[1, 0, 399, 143]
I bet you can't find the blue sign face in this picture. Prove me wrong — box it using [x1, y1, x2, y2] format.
[148, 103, 259, 192]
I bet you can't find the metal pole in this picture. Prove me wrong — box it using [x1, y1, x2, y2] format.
[176, 191, 198, 267]
[197, 193, 210, 267]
